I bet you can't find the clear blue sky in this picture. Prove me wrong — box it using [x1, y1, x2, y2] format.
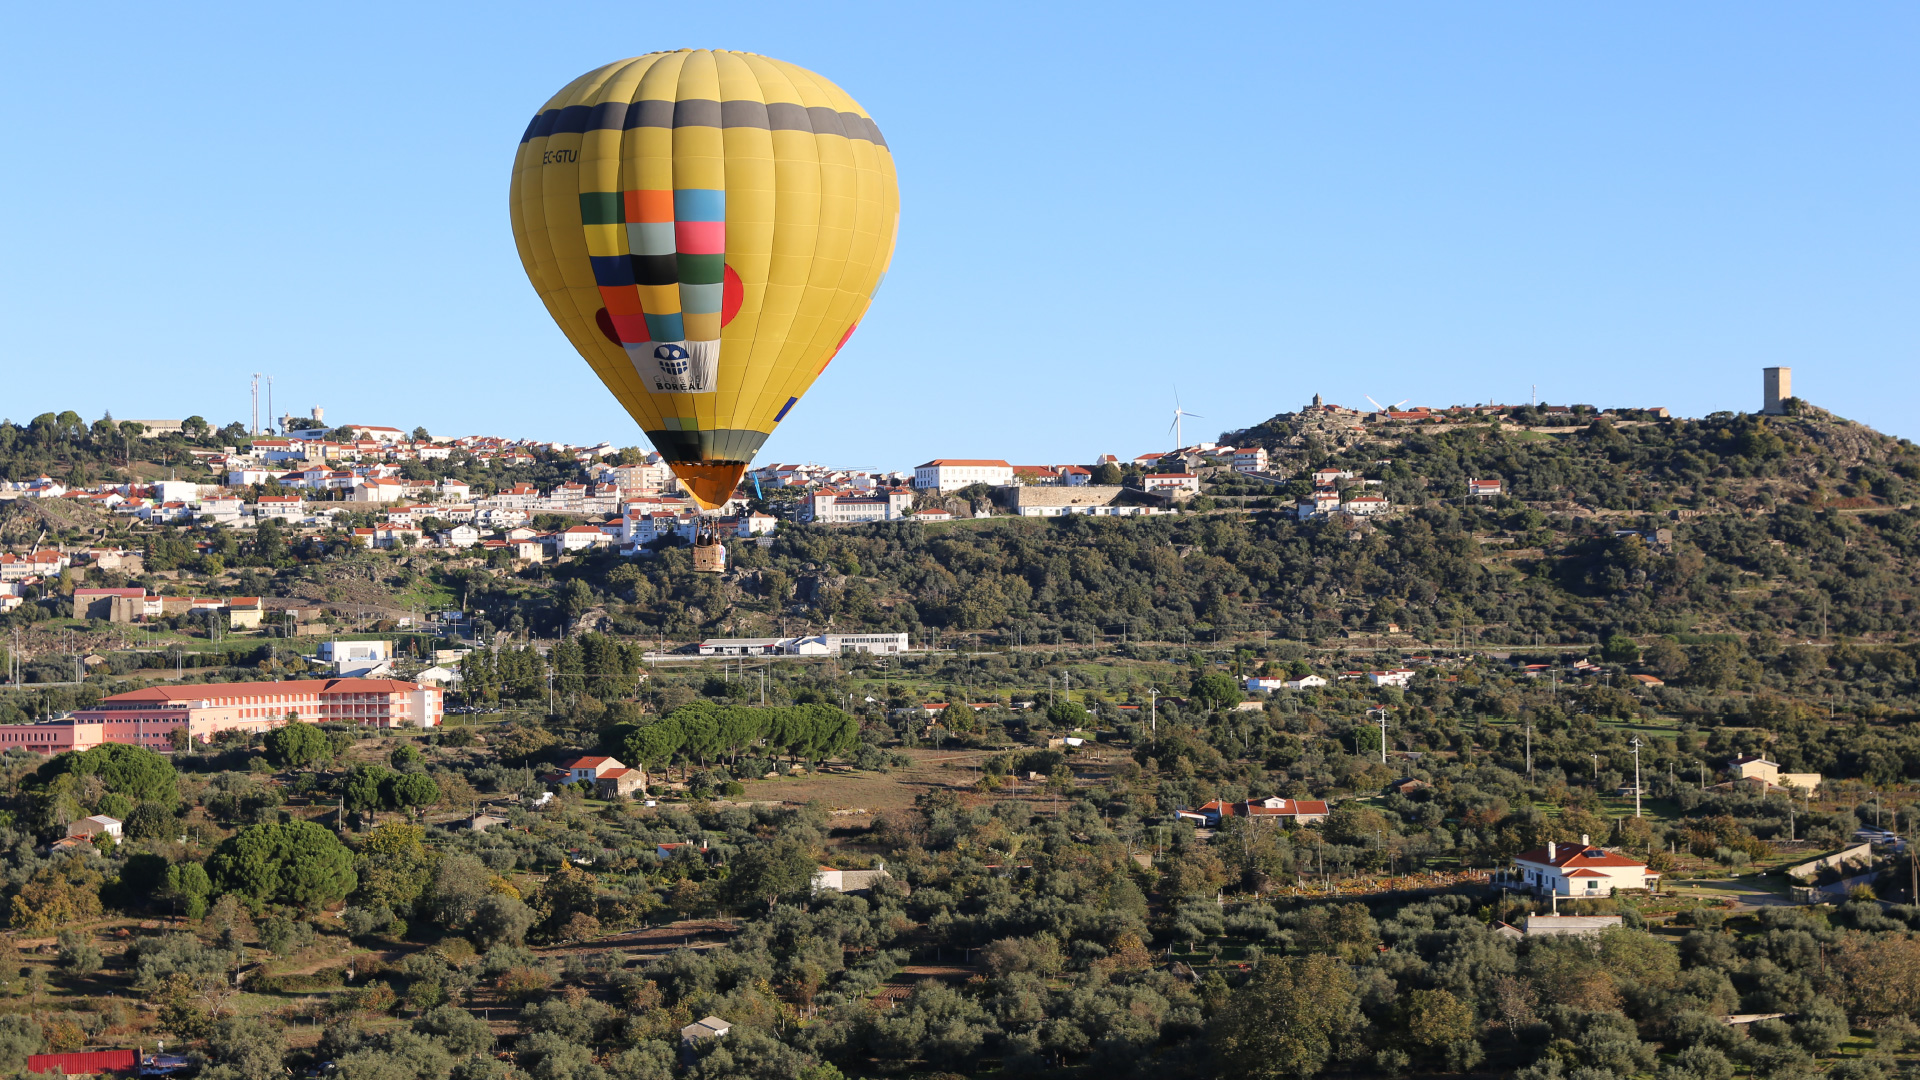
[2, 3, 1914, 467]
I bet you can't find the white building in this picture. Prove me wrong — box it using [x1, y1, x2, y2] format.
[1285, 675, 1329, 690]
[1139, 473, 1200, 495]
[66, 815, 123, 840]
[353, 477, 406, 502]
[1468, 478, 1504, 497]
[561, 755, 625, 782]
[1296, 492, 1343, 519]
[697, 632, 909, 657]
[255, 495, 305, 521]
[805, 487, 914, 523]
[1233, 448, 1269, 474]
[318, 640, 391, 676]
[1341, 495, 1390, 516]
[1367, 669, 1414, 687]
[813, 864, 892, 893]
[913, 459, 1014, 492]
[1727, 755, 1822, 793]
[1510, 840, 1659, 896]
[825, 633, 909, 655]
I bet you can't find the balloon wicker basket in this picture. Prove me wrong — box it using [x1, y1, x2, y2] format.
[692, 531, 728, 574]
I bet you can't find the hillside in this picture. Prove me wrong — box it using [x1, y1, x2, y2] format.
[4, 401, 1920, 1080]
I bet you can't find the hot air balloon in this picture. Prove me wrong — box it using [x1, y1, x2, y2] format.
[510, 50, 899, 569]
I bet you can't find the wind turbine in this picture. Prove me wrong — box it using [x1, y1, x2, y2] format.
[1364, 395, 1411, 414]
[1169, 391, 1204, 451]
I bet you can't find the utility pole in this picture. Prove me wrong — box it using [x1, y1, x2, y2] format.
[1373, 709, 1389, 765]
[1630, 737, 1644, 818]
[1525, 723, 1533, 781]
[1150, 687, 1157, 734]
[1910, 805, 1918, 904]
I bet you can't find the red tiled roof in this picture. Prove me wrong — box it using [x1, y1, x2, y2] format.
[563, 756, 615, 768]
[916, 459, 1012, 468]
[105, 677, 428, 702]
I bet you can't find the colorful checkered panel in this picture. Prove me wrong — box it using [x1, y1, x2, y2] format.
[511, 50, 900, 509]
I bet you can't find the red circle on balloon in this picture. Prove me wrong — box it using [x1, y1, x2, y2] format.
[721, 264, 743, 327]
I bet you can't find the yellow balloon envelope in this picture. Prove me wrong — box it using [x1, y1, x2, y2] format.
[510, 50, 900, 509]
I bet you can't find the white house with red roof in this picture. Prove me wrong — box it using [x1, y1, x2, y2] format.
[913, 459, 1014, 492]
[1180, 796, 1331, 826]
[562, 756, 625, 783]
[1139, 473, 1200, 494]
[1510, 839, 1659, 896]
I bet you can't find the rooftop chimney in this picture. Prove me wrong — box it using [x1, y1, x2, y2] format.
[1547, 841, 1556, 860]
[1581, 834, 1590, 847]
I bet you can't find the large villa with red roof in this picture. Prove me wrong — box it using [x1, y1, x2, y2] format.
[1510, 839, 1659, 896]
[0, 677, 441, 755]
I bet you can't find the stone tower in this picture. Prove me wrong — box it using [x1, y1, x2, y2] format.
[1312, 392, 1323, 408]
[1763, 367, 1791, 415]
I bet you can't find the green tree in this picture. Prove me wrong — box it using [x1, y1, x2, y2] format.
[38, 743, 178, 804]
[344, 764, 394, 812]
[205, 820, 356, 912]
[1602, 634, 1640, 665]
[352, 822, 430, 911]
[1190, 671, 1243, 711]
[384, 772, 440, 813]
[262, 720, 332, 770]
[389, 743, 425, 769]
[1044, 700, 1090, 730]
[722, 834, 818, 912]
[1401, 988, 1474, 1056]
[1211, 954, 1358, 1079]
[56, 930, 102, 977]
[165, 862, 212, 918]
[204, 1015, 287, 1080]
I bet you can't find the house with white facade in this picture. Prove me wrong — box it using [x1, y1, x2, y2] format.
[1367, 670, 1415, 687]
[1296, 491, 1343, 520]
[1510, 840, 1659, 896]
[1468, 478, 1504, 497]
[913, 459, 1014, 492]
[1233, 448, 1269, 473]
[353, 477, 406, 502]
[562, 756, 626, 783]
[1139, 473, 1200, 495]
[66, 815, 123, 840]
[1728, 755, 1822, 794]
[805, 487, 914, 524]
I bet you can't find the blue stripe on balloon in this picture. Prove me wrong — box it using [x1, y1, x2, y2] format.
[673, 189, 725, 222]
[644, 312, 685, 342]
[588, 255, 635, 287]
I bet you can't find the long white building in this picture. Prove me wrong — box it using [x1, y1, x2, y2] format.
[913, 459, 1014, 492]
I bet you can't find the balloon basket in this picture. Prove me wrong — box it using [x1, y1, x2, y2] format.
[691, 519, 728, 574]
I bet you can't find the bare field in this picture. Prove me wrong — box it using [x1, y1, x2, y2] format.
[734, 746, 997, 814]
